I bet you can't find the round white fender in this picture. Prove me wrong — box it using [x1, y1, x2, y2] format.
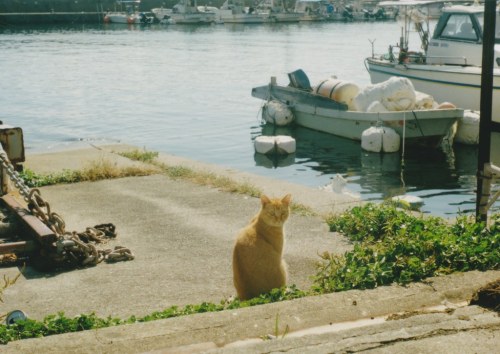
[254, 135, 296, 155]
[274, 135, 296, 154]
[455, 110, 480, 145]
[254, 136, 276, 154]
[381, 127, 401, 153]
[361, 126, 400, 153]
[262, 100, 294, 126]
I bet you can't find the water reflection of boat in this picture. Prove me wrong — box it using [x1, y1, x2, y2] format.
[254, 152, 296, 168]
[290, 125, 479, 209]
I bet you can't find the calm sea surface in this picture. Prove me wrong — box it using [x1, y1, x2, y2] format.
[0, 21, 495, 216]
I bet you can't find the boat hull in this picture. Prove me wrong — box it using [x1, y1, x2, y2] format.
[152, 7, 215, 24]
[170, 14, 215, 23]
[252, 83, 462, 146]
[365, 58, 500, 123]
[271, 13, 302, 22]
[104, 13, 150, 24]
[293, 104, 459, 144]
[219, 12, 270, 23]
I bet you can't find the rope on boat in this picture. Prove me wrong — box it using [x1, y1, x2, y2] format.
[411, 110, 425, 136]
[400, 112, 406, 188]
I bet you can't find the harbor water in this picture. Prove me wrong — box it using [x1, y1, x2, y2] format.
[0, 21, 495, 217]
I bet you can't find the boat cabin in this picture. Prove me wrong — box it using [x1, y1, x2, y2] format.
[427, 4, 500, 66]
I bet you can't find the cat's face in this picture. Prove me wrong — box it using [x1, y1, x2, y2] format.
[260, 194, 291, 227]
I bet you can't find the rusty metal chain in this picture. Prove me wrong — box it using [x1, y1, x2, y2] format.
[0, 147, 134, 268]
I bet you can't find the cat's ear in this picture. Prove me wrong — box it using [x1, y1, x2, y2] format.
[281, 194, 292, 205]
[260, 194, 271, 205]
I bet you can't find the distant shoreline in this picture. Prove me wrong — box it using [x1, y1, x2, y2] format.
[0, 0, 225, 25]
[0, 12, 104, 25]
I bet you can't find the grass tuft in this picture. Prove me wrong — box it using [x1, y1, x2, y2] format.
[20, 159, 159, 187]
[117, 149, 159, 163]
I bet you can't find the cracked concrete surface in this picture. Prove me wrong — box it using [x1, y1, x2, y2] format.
[1, 145, 499, 353]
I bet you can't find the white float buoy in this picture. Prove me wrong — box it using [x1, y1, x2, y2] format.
[455, 110, 480, 145]
[313, 78, 360, 110]
[254, 136, 276, 154]
[274, 135, 296, 154]
[262, 100, 294, 126]
[361, 126, 400, 153]
[254, 135, 296, 155]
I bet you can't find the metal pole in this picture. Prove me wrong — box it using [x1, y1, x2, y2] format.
[476, 0, 496, 222]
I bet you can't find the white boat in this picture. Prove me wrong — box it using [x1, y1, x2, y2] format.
[365, 1, 500, 123]
[251, 70, 463, 147]
[104, 0, 154, 24]
[326, 1, 395, 22]
[152, 0, 216, 24]
[256, 0, 302, 22]
[218, 0, 270, 23]
[151, 7, 173, 22]
[382, 0, 472, 20]
[294, 0, 328, 21]
[197, 6, 222, 23]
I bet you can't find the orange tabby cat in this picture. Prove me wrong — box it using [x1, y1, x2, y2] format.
[232, 194, 291, 300]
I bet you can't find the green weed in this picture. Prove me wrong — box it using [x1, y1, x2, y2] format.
[314, 203, 499, 293]
[117, 148, 159, 163]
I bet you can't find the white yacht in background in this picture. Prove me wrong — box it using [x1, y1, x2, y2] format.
[365, 2, 500, 117]
[152, 0, 216, 24]
[294, 0, 328, 21]
[256, 0, 302, 22]
[218, 0, 270, 23]
[104, 0, 153, 24]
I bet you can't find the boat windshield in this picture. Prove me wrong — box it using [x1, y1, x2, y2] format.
[435, 11, 500, 43]
[440, 14, 478, 41]
[476, 12, 500, 42]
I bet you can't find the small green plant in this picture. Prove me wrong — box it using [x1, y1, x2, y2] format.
[261, 311, 290, 341]
[161, 165, 263, 197]
[1, 273, 21, 303]
[117, 148, 159, 163]
[0, 286, 306, 344]
[290, 202, 317, 217]
[273, 311, 290, 339]
[314, 203, 499, 293]
[0, 271, 22, 323]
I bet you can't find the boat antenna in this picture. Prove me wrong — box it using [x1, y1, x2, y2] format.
[369, 38, 376, 58]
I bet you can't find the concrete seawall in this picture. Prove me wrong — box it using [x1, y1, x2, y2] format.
[1, 144, 499, 353]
